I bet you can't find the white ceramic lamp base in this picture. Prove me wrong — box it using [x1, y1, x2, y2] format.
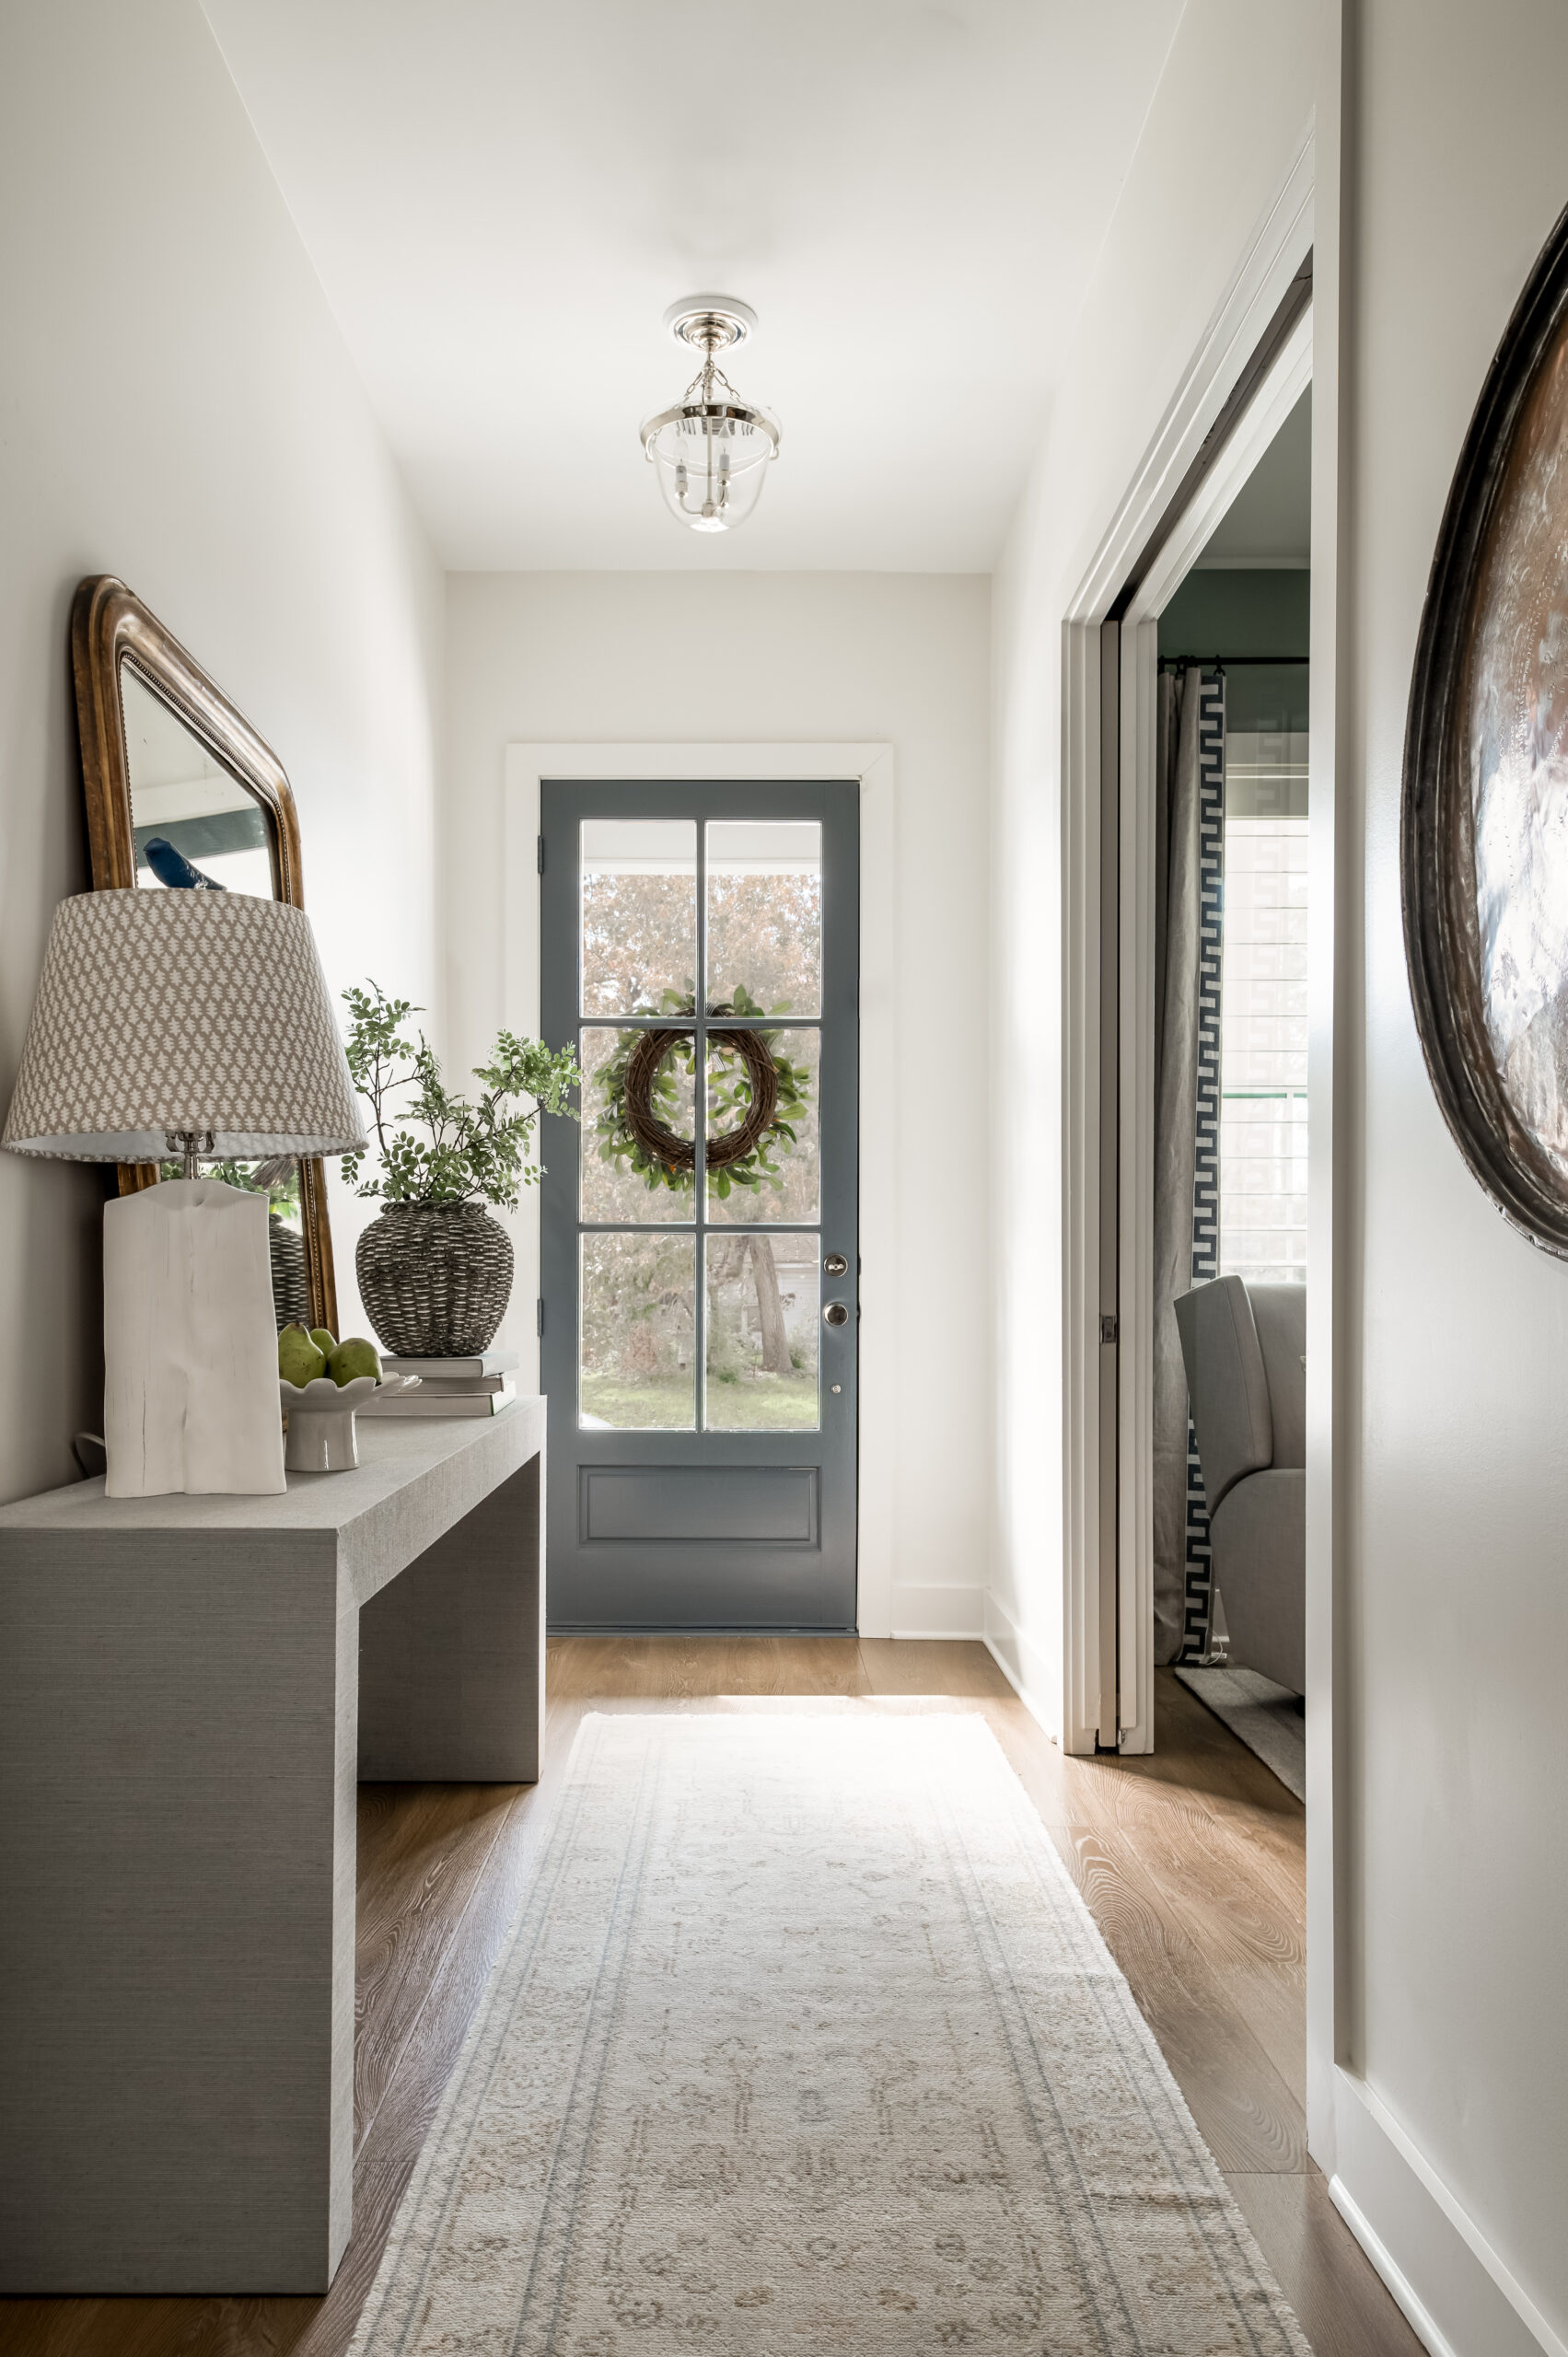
[103, 1178, 285, 1497]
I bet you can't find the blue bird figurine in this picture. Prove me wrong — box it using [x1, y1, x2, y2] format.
[143, 835, 226, 890]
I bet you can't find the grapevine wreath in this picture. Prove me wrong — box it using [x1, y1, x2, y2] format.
[594, 988, 811, 1201]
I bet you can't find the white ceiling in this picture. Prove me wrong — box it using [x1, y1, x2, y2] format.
[203, 0, 1184, 572]
[1199, 389, 1312, 567]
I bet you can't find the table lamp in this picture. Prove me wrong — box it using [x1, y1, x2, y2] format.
[2, 889, 365, 1497]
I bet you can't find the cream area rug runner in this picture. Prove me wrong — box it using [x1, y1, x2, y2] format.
[352, 1709, 1311, 2355]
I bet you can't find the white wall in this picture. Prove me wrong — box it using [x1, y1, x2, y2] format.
[1323, 4, 1568, 2349]
[994, 0, 1568, 2349]
[988, 0, 1320, 1733]
[0, 0, 443, 1505]
[443, 571, 991, 1636]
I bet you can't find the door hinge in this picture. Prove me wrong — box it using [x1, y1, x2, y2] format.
[537, 833, 545, 875]
[1099, 1314, 1118, 1345]
[537, 1297, 544, 1337]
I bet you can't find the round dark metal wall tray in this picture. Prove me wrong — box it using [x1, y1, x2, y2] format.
[1403, 196, 1568, 1257]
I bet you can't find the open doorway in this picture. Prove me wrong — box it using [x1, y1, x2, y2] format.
[1071, 245, 1313, 1764]
[1152, 389, 1310, 1796]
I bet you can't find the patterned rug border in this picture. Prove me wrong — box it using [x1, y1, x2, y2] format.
[350, 1707, 1313, 2357]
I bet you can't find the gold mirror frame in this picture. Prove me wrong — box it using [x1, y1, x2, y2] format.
[70, 574, 339, 1329]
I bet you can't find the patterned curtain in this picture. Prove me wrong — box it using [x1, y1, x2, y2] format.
[1152, 665, 1225, 1665]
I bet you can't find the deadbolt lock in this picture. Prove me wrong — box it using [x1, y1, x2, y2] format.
[823, 1252, 848, 1276]
[822, 1300, 850, 1329]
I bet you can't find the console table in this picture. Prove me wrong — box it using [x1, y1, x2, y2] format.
[0, 1399, 545, 2293]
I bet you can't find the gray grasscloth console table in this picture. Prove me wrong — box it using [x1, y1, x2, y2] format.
[0, 1399, 545, 2295]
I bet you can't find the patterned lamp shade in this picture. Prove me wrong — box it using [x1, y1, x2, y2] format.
[2, 890, 366, 1162]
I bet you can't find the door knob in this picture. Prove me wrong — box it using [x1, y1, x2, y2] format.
[822, 1300, 850, 1328]
[823, 1252, 848, 1277]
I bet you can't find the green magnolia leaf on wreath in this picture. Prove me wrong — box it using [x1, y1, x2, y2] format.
[592, 984, 812, 1199]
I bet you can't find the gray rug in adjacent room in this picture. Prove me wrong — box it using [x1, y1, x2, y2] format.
[350, 1707, 1310, 2356]
[1177, 1664, 1307, 1801]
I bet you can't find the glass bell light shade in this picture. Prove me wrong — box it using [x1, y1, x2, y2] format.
[640, 296, 782, 534]
[641, 389, 780, 533]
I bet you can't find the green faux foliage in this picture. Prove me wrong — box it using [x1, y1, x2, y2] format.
[341, 981, 581, 1212]
[594, 985, 811, 1201]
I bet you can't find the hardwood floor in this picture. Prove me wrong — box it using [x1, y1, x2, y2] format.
[0, 1644, 1423, 2357]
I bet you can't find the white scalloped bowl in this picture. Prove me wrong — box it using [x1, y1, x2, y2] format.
[278, 1374, 381, 1472]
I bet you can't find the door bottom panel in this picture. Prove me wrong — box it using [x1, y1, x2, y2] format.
[551, 1542, 851, 1634]
[580, 1464, 819, 1545]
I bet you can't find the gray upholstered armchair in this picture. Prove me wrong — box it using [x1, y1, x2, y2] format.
[1173, 1275, 1305, 1694]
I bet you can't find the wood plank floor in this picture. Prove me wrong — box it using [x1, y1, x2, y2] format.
[0, 1644, 1424, 2357]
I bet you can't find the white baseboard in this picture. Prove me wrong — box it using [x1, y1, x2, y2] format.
[1329, 2172, 1458, 2357]
[981, 1589, 1066, 1746]
[889, 1628, 986, 1642]
[1330, 2070, 1562, 2357]
[886, 1584, 985, 1641]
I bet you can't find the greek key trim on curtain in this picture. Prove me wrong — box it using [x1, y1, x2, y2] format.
[1152, 664, 1225, 1666]
[1183, 679, 1226, 1660]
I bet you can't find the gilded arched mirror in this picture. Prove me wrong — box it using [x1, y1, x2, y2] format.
[71, 575, 339, 1329]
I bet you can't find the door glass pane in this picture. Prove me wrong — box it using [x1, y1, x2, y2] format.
[579, 1026, 695, 1225]
[581, 820, 697, 1016]
[704, 1235, 819, 1429]
[706, 821, 822, 1016]
[705, 1027, 819, 1223]
[580, 1233, 695, 1429]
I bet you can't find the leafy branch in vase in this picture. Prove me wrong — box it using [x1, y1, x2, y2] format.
[340, 981, 581, 1212]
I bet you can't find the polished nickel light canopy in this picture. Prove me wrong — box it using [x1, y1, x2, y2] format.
[640, 296, 780, 533]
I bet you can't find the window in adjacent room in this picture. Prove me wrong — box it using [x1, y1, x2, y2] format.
[1219, 713, 1307, 1283]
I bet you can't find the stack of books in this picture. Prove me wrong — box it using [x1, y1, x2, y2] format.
[363, 1350, 518, 1418]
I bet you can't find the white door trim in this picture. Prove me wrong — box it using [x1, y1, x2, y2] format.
[1057, 126, 1317, 1756]
[1112, 298, 1314, 1753]
[502, 740, 896, 1640]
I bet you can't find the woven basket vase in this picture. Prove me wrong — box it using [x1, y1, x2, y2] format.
[268, 1213, 310, 1331]
[355, 1201, 514, 1358]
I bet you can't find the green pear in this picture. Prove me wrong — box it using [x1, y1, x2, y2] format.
[328, 1337, 381, 1387]
[278, 1322, 328, 1387]
[309, 1327, 337, 1358]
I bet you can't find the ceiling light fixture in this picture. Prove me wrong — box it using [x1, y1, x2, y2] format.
[640, 296, 780, 534]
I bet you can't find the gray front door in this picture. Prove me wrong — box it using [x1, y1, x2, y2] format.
[540, 780, 859, 1631]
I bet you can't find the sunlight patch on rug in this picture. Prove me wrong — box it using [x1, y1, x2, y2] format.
[351, 1709, 1311, 2355]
